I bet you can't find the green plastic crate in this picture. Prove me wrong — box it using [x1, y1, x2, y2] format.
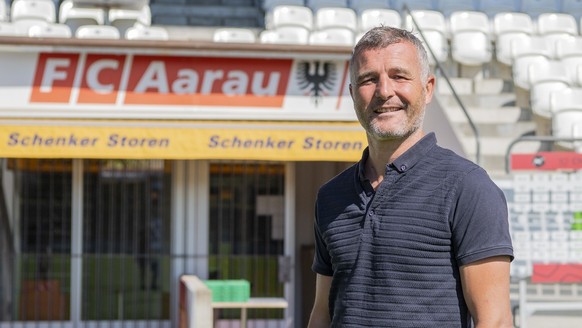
[204, 279, 250, 302]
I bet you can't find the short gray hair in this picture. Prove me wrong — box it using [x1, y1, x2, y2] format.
[350, 26, 431, 83]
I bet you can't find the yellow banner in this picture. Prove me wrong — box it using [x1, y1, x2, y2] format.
[0, 120, 367, 162]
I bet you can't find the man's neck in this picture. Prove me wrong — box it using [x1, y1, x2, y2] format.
[365, 130, 424, 189]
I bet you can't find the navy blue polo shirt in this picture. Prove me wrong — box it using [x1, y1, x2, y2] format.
[312, 133, 513, 327]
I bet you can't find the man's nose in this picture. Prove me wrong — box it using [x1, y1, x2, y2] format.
[375, 76, 394, 100]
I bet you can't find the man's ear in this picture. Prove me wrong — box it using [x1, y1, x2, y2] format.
[424, 75, 435, 104]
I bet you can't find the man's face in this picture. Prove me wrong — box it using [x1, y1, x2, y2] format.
[349, 42, 434, 141]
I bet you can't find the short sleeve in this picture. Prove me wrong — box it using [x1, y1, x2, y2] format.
[451, 168, 514, 266]
[312, 202, 334, 276]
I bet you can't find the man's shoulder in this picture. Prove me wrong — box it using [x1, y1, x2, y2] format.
[318, 162, 359, 196]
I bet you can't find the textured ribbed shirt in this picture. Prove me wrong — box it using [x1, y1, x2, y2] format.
[312, 133, 514, 327]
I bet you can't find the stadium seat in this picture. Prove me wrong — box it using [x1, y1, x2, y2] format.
[262, 0, 305, 12]
[59, 0, 106, 34]
[555, 36, 582, 59]
[521, 0, 561, 17]
[449, 11, 492, 66]
[493, 12, 535, 65]
[125, 26, 168, 41]
[348, 0, 390, 13]
[314, 7, 357, 32]
[479, 0, 519, 17]
[528, 60, 572, 117]
[436, 0, 478, 17]
[306, 0, 348, 11]
[511, 36, 554, 89]
[108, 4, 151, 36]
[550, 88, 582, 149]
[560, 54, 582, 86]
[75, 24, 120, 39]
[358, 8, 402, 32]
[265, 5, 313, 31]
[11, 0, 56, 23]
[259, 26, 310, 44]
[0, 22, 28, 36]
[537, 13, 578, 36]
[29, 23, 72, 38]
[0, 0, 7, 22]
[213, 27, 257, 43]
[405, 10, 448, 64]
[391, 0, 434, 12]
[309, 27, 354, 45]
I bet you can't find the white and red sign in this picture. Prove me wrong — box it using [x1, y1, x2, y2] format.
[0, 51, 355, 121]
[511, 152, 582, 171]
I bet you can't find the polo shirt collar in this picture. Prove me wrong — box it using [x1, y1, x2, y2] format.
[391, 132, 437, 173]
[358, 132, 438, 181]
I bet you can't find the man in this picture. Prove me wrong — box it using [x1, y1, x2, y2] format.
[308, 27, 514, 327]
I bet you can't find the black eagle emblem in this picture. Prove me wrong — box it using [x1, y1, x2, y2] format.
[297, 61, 337, 106]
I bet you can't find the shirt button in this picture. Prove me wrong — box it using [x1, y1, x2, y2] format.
[400, 165, 407, 171]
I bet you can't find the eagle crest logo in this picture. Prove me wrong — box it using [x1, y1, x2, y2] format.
[297, 61, 337, 106]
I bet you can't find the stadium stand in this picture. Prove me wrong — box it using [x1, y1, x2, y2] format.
[28, 22, 72, 37]
[75, 24, 120, 38]
[0, 0, 7, 22]
[265, 4, 313, 31]
[213, 27, 257, 43]
[59, 0, 106, 34]
[358, 8, 401, 32]
[404, 9, 448, 64]
[448, 10, 492, 66]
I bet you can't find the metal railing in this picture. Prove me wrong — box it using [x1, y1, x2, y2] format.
[402, 5, 481, 165]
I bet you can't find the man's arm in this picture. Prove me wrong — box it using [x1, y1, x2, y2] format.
[307, 273, 332, 328]
[460, 255, 513, 328]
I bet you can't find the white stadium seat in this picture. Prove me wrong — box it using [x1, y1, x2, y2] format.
[29, 23, 72, 38]
[266, 5, 313, 31]
[125, 26, 168, 41]
[550, 88, 582, 148]
[560, 54, 582, 86]
[511, 36, 554, 89]
[0, 22, 28, 37]
[11, 0, 56, 23]
[259, 26, 310, 44]
[306, 0, 348, 11]
[0, 0, 7, 22]
[555, 36, 582, 59]
[59, 0, 106, 33]
[358, 8, 402, 32]
[309, 27, 354, 46]
[536, 13, 578, 36]
[314, 7, 357, 32]
[348, 0, 390, 13]
[108, 4, 151, 36]
[75, 24, 120, 39]
[213, 27, 257, 43]
[493, 12, 535, 65]
[449, 11, 492, 65]
[405, 10, 448, 64]
[529, 60, 572, 117]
